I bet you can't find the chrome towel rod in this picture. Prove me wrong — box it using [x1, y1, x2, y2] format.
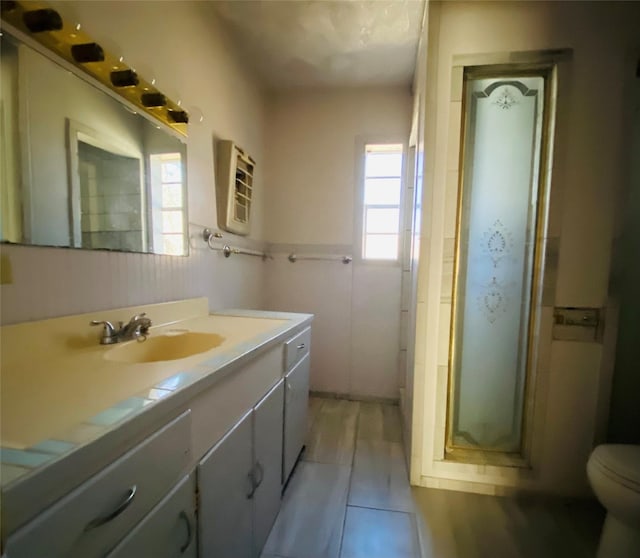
[202, 227, 223, 249]
[288, 253, 352, 264]
[202, 228, 270, 260]
[218, 245, 270, 260]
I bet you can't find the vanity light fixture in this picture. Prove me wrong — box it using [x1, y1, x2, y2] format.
[141, 92, 167, 108]
[110, 69, 139, 88]
[70, 42, 104, 63]
[168, 109, 189, 124]
[0, 0, 188, 136]
[22, 7, 61, 32]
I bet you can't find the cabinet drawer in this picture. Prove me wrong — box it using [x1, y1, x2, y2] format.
[284, 327, 311, 371]
[105, 473, 196, 558]
[6, 410, 191, 558]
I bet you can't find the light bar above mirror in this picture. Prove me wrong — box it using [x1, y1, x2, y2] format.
[0, 0, 188, 136]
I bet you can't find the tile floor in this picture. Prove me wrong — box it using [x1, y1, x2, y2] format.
[262, 397, 604, 558]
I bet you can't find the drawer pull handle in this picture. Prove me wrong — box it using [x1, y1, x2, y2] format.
[254, 461, 264, 489]
[246, 461, 265, 499]
[297, 343, 305, 350]
[246, 470, 257, 499]
[179, 510, 193, 553]
[84, 484, 137, 532]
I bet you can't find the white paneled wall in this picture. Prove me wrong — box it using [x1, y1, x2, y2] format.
[350, 266, 402, 398]
[1, 226, 266, 325]
[263, 88, 412, 400]
[264, 256, 401, 400]
[265, 257, 353, 394]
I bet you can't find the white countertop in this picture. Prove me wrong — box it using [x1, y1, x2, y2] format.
[0, 299, 312, 491]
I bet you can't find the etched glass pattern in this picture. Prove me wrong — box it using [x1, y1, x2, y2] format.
[450, 76, 545, 453]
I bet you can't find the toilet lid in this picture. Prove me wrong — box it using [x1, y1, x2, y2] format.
[591, 445, 640, 488]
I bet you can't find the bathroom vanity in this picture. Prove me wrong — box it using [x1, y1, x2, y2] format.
[0, 298, 312, 557]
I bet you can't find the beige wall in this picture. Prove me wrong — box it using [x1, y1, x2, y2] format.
[264, 88, 412, 399]
[264, 88, 411, 244]
[411, 0, 640, 495]
[1, 1, 268, 324]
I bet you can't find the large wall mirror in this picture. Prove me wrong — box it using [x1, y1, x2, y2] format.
[0, 31, 188, 256]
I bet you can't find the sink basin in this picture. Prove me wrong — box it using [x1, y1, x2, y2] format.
[105, 330, 225, 363]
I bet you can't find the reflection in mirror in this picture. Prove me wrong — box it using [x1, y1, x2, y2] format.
[0, 32, 188, 256]
[69, 121, 145, 252]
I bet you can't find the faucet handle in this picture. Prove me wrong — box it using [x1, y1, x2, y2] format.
[90, 319, 115, 333]
[128, 313, 152, 336]
[90, 320, 118, 344]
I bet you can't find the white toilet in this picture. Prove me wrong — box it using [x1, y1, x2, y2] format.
[587, 444, 640, 558]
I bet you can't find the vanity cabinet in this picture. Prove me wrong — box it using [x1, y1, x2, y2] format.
[5, 411, 191, 558]
[198, 379, 285, 558]
[2, 314, 312, 558]
[198, 409, 254, 558]
[105, 473, 197, 558]
[283, 328, 311, 484]
[253, 379, 285, 554]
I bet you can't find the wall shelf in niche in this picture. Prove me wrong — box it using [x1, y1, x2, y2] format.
[215, 140, 255, 236]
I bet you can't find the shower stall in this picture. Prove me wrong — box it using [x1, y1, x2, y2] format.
[446, 68, 553, 464]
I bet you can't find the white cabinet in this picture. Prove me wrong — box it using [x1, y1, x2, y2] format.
[284, 326, 311, 371]
[5, 411, 191, 558]
[283, 334, 310, 485]
[106, 474, 196, 558]
[198, 409, 254, 558]
[253, 380, 284, 555]
[198, 379, 285, 558]
[4, 323, 311, 558]
[281, 327, 311, 485]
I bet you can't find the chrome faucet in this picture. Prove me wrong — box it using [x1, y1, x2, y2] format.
[91, 313, 152, 345]
[120, 313, 152, 340]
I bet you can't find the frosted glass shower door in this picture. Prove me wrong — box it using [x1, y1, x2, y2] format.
[449, 75, 545, 454]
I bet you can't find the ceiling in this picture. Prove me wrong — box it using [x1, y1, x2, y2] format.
[212, 0, 425, 90]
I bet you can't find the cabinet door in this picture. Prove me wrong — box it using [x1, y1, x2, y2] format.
[283, 353, 310, 484]
[198, 410, 254, 558]
[105, 474, 196, 558]
[5, 411, 191, 558]
[253, 380, 284, 557]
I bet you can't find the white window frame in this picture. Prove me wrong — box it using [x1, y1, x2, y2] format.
[149, 152, 188, 256]
[354, 136, 407, 265]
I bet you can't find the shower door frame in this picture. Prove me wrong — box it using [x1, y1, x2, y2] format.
[445, 62, 557, 467]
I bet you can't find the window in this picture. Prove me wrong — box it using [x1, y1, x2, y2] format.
[362, 143, 403, 260]
[149, 152, 186, 255]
